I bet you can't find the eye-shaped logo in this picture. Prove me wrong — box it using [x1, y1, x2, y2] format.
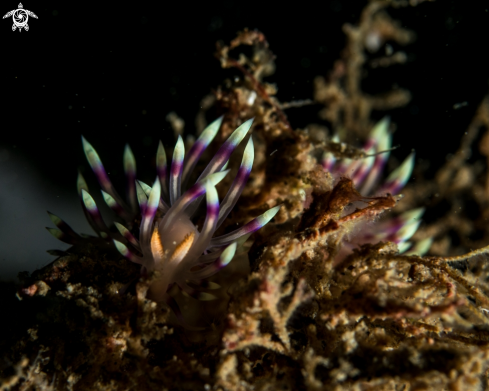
[3, 3, 38, 32]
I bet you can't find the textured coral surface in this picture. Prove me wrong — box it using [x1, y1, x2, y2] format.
[3, 2, 489, 390]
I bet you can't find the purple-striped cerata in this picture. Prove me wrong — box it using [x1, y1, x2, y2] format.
[47, 118, 280, 317]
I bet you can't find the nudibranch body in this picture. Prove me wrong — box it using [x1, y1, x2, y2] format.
[322, 118, 432, 256]
[47, 117, 280, 308]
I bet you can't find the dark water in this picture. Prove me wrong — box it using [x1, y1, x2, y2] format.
[1, 0, 488, 279]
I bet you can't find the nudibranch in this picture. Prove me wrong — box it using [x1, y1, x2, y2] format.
[322, 118, 432, 257]
[47, 117, 280, 312]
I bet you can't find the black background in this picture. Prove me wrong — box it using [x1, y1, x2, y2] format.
[0, 0, 488, 278]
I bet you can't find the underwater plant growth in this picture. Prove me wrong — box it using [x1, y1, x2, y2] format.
[46, 117, 280, 313]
